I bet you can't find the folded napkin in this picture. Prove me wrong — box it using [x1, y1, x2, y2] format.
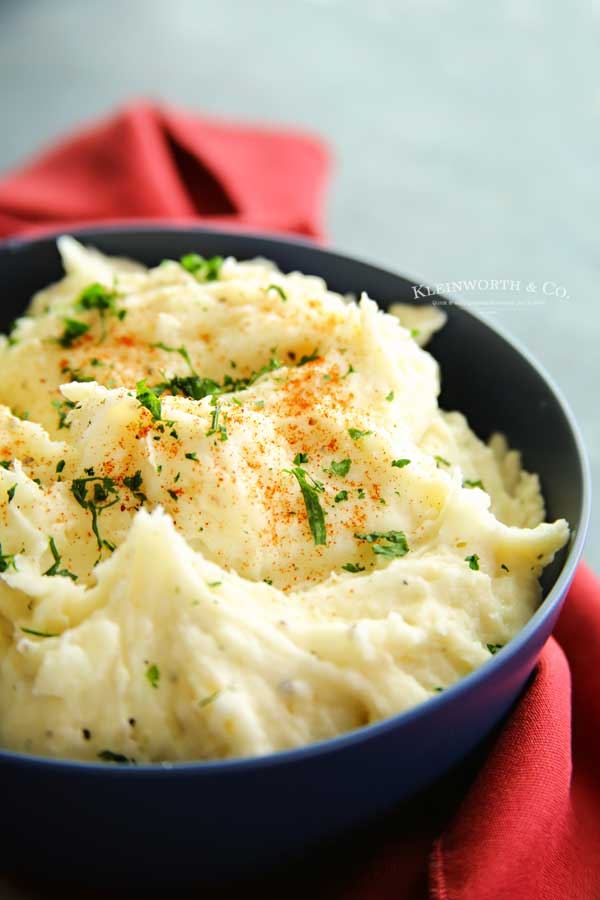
[0, 104, 596, 900]
[0, 102, 329, 240]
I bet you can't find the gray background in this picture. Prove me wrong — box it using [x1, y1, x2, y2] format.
[0, 0, 597, 569]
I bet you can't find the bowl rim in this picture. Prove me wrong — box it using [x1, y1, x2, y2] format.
[0, 223, 591, 775]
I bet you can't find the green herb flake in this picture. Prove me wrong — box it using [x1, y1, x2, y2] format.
[329, 458, 351, 477]
[342, 562, 366, 573]
[391, 459, 411, 469]
[266, 284, 287, 301]
[463, 479, 485, 490]
[206, 402, 228, 441]
[334, 490, 349, 503]
[52, 398, 76, 430]
[354, 530, 409, 559]
[151, 342, 196, 374]
[357, 487, 366, 500]
[298, 348, 320, 366]
[123, 470, 146, 504]
[56, 459, 66, 474]
[434, 455, 451, 467]
[342, 364, 355, 378]
[385, 390, 394, 402]
[433, 686, 444, 692]
[501, 563, 510, 572]
[6, 484, 16, 503]
[293, 452, 309, 465]
[465, 553, 480, 571]
[348, 428, 372, 441]
[146, 663, 160, 689]
[43, 536, 78, 581]
[167, 489, 179, 502]
[76, 283, 123, 339]
[58, 318, 89, 348]
[486, 643, 504, 655]
[185, 452, 198, 461]
[207, 581, 222, 588]
[0, 543, 17, 573]
[198, 690, 221, 709]
[98, 750, 130, 764]
[180, 253, 223, 282]
[263, 578, 273, 585]
[284, 466, 327, 546]
[0, 460, 12, 470]
[71, 474, 120, 555]
[21, 626, 59, 638]
[136, 379, 162, 421]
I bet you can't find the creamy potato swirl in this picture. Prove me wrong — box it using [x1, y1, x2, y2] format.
[0, 238, 568, 762]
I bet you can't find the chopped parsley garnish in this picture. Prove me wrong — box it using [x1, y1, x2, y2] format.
[465, 553, 480, 571]
[56, 459, 66, 474]
[60, 365, 94, 383]
[410, 328, 420, 338]
[136, 379, 162, 421]
[58, 318, 89, 348]
[207, 580, 222, 588]
[123, 470, 146, 504]
[76, 283, 122, 340]
[52, 398, 76, 430]
[71, 475, 120, 554]
[342, 562, 366, 573]
[152, 342, 196, 373]
[357, 487, 366, 499]
[391, 459, 411, 468]
[206, 402, 228, 441]
[298, 348, 320, 366]
[342, 364, 355, 378]
[334, 490, 349, 503]
[486, 643, 504, 655]
[198, 690, 221, 709]
[266, 284, 287, 301]
[185, 452, 198, 461]
[293, 452, 309, 465]
[167, 489, 179, 502]
[385, 390, 394, 402]
[0, 460, 11, 470]
[180, 253, 223, 282]
[263, 578, 273, 585]
[146, 663, 160, 689]
[284, 466, 327, 546]
[348, 428, 372, 440]
[501, 563, 510, 572]
[434, 455, 451, 467]
[21, 627, 59, 638]
[354, 530, 409, 559]
[148, 355, 283, 403]
[155, 375, 222, 401]
[463, 479, 485, 490]
[0, 543, 17, 572]
[329, 458, 351, 477]
[6, 484, 16, 503]
[98, 750, 131, 764]
[433, 686, 443, 692]
[43, 536, 78, 580]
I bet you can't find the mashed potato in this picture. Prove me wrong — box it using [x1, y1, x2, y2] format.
[0, 238, 568, 763]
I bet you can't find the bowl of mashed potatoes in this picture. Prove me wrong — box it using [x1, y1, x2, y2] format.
[0, 226, 589, 885]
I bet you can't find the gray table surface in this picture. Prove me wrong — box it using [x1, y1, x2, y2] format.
[0, 0, 596, 554]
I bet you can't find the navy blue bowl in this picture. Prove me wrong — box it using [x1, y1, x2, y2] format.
[0, 226, 590, 886]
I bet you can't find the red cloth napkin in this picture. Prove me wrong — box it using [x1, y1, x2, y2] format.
[0, 104, 597, 900]
[0, 102, 329, 240]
